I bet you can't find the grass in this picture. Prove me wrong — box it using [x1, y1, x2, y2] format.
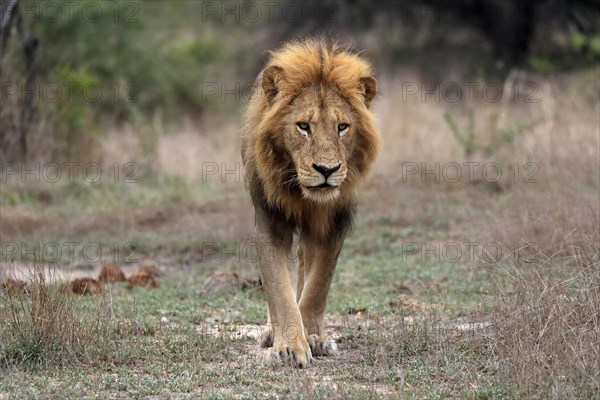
[488, 241, 600, 398]
[1, 68, 599, 398]
[0, 266, 113, 369]
[2, 210, 597, 398]
[0, 262, 492, 399]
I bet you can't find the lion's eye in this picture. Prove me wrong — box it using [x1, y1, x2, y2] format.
[296, 122, 311, 134]
[338, 123, 349, 132]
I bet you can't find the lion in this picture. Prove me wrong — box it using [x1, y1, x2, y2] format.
[241, 39, 380, 368]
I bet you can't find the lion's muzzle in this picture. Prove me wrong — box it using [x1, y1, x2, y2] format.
[312, 163, 340, 179]
[306, 163, 342, 189]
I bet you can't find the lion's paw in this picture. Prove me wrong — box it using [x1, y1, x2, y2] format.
[260, 330, 273, 348]
[308, 334, 338, 357]
[264, 341, 314, 368]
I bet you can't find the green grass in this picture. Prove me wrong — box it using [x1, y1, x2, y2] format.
[0, 172, 244, 263]
[0, 225, 504, 399]
[330, 224, 490, 317]
[1, 155, 598, 398]
[1, 172, 222, 213]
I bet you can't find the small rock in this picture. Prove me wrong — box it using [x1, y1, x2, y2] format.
[1, 278, 30, 294]
[68, 278, 105, 295]
[241, 276, 262, 291]
[98, 263, 127, 283]
[138, 264, 162, 277]
[127, 271, 159, 288]
[391, 283, 412, 294]
[347, 307, 367, 315]
[202, 271, 239, 294]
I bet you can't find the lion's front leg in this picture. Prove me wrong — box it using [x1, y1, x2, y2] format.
[298, 235, 345, 357]
[255, 220, 313, 368]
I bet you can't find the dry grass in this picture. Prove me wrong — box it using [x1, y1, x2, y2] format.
[0, 264, 112, 368]
[0, 67, 598, 397]
[488, 249, 600, 398]
[367, 68, 600, 397]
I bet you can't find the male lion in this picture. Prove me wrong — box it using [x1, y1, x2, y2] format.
[241, 39, 380, 368]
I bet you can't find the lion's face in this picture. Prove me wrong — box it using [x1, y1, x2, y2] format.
[284, 85, 356, 203]
[245, 44, 379, 214]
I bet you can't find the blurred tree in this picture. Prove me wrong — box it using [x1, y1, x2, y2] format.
[250, 0, 599, 68]
[1, 0, 598, 163]
[1, 0, 38, 160]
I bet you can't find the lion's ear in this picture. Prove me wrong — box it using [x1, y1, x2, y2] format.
[359, 76, 377, 108]
[262, 66, 284, 103]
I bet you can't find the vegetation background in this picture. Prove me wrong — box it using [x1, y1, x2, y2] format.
[0, 1, 598, 398]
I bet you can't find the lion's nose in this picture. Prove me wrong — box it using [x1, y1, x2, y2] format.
[312, 163, 341, 179]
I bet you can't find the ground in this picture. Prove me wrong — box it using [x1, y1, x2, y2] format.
[0, 70, 598, 399]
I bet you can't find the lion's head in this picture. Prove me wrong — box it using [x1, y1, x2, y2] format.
[243, 40, 380, 224]
[271, 78, 376, 203]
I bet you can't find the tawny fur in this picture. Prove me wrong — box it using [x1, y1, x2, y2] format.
[241, 39, 380, 368]
[242, 39, 380, 237]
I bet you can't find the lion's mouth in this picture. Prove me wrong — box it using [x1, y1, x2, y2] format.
[301, 182, 341, 203]
[307, 182, 334, 190]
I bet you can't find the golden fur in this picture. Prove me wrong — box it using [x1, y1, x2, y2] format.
[242, 39, 380, 238]
[241, 39, 380, 368]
